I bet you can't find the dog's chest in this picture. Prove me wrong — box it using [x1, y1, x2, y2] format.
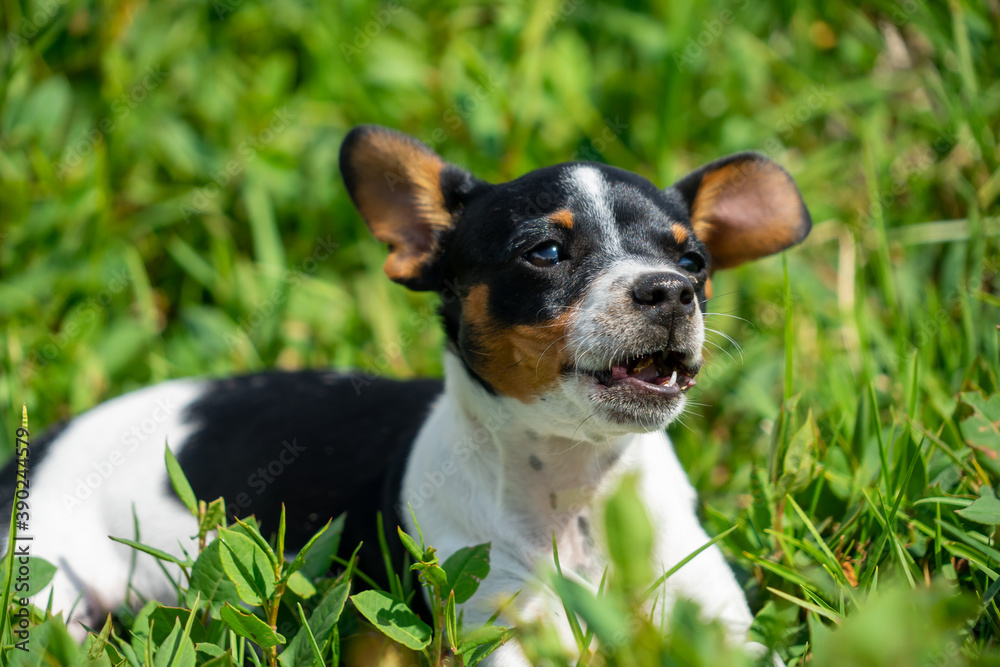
[506, 440, 622, 581]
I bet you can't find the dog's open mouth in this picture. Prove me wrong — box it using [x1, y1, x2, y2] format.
[589, 350, 698, 396]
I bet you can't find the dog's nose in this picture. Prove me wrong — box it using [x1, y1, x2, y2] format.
[630, 272, 696, 319]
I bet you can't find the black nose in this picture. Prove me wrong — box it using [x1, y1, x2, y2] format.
[630, 272, 696, 319]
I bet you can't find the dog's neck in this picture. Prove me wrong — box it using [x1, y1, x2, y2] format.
[401, 353, 666, 577]
[440, 352, 639, 519]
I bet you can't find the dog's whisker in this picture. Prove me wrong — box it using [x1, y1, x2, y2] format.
[703, 289, 740, 303]
[703, 324, 743, 345]
[569, 413, 601, 445]
[703, 327, 745, 362]
[673, 415, 696, 433]
[497, 358, 526, 373]
[535, 334, 570, 377]
[703, 312, 754, 326]
[702, 338, 738, 364]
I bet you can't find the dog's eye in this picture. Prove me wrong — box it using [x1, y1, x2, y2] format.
[678, 253, 705, 273]
[525, 242, 563, 267]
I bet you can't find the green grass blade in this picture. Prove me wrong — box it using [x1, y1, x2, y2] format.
[644, 525, 737, 598]
[766, 587, 844, 624]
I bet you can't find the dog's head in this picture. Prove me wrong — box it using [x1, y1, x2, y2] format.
[340, 125, 810, 437]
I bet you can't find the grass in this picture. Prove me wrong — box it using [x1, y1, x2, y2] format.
[1, 0, 1000, 664]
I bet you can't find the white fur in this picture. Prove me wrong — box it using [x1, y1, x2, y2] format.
[11, 380, 206, 636]
[10, 267, 764, 663]
[401, 353, 756, 667]
[399, 251, 762, 665]
[566, 166, 622, 253]
[19, 359, 760, 660]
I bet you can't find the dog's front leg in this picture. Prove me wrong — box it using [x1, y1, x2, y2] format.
[456, 554, 582, 667]
[634, 433, 768, 657]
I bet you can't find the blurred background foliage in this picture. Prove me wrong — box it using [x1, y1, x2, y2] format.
[1, 0, 1000, 664]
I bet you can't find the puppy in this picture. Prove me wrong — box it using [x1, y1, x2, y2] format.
[1, 125, 810, 664]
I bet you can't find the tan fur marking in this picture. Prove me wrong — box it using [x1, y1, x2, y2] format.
[350, 131, 450, 282]
[705, 276, 713, 300]
[690, 160, 804, 269]
[463, 284, 572, 402]
[671, 223, 689, 244]
[550, 209, 574, 229]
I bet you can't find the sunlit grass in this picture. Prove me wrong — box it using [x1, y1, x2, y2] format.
[1, 0, 999, 664]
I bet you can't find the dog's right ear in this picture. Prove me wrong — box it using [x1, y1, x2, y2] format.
[672, 152, 811, 270]
[340, 125, 482, 290]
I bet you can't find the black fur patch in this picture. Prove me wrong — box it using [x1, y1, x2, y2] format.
[174, 371, 441, 612]
[434, 162, 711, 392]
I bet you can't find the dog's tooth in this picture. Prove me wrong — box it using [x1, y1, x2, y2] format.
[667, 370, 677, 386]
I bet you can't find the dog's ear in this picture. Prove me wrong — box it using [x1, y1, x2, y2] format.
[340, 125, 481, 290]
[672, 152, 811, 270]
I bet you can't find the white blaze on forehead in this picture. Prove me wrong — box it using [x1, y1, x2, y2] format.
[566, 165, 623, 253]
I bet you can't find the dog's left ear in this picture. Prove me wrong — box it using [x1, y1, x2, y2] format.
[672, 152, 811, 270]
[340, 125, 482, 290]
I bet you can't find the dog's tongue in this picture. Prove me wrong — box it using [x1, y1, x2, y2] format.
[611, 357, 661, 383]
[602, 354, 692, 392]
[602, 353, 692, 391]
[631, 360, 660, 383]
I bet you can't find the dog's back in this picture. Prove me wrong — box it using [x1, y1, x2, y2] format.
[0, 371, 441, 628]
